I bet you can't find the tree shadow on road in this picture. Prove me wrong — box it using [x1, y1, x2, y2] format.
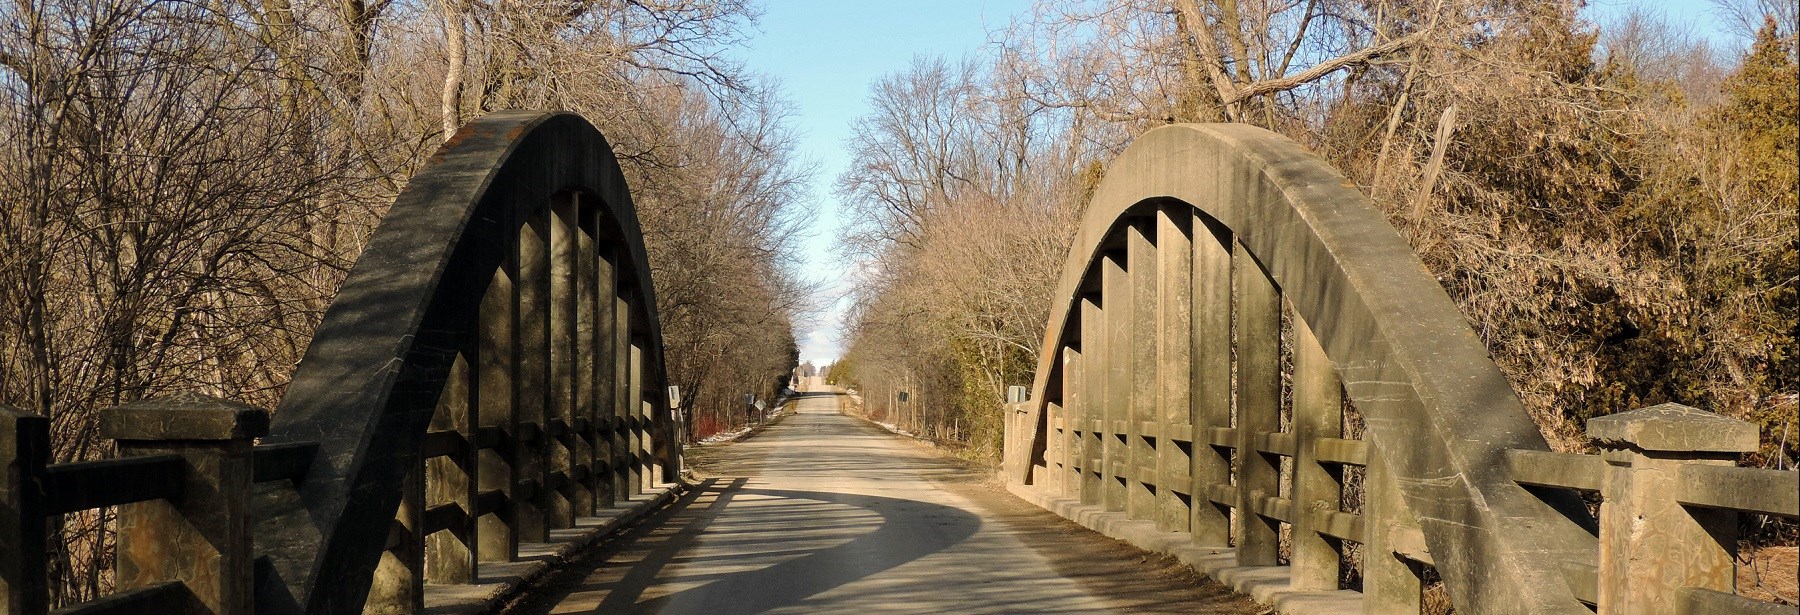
[512, 477, 983, 615]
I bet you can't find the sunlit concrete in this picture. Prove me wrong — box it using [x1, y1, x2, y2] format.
[537, 392, 1123, 614]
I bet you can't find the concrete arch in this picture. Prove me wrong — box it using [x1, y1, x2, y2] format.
[1017, 123, 1592, 613]
[254, 111, 671, 613]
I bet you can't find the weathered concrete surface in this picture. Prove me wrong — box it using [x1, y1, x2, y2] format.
[1587, 402, 1758, 453]
[1013, 123, 1597, 613]
[253, 111, 677, 614]
[1591, 405, 1755, 615]
[511, 392, 1260, 614]
[105, 395, 265, 615]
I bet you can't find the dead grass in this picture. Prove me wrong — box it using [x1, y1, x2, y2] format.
[1739, 545, 1799, 605]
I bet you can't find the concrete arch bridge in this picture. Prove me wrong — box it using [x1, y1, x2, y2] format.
[2, 112, 1793, 615]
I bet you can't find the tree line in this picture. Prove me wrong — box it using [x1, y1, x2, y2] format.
[0, 0, 808, 604]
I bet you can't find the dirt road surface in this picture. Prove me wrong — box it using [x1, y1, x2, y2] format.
[506, 391, 1264, 614]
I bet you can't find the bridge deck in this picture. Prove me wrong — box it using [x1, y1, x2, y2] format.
[507, 391, 1260, 614]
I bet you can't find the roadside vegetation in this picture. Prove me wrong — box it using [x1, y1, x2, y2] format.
[0, 0, 806, 604]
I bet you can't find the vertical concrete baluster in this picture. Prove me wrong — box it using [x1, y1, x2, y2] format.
[1588, 404, 1756, 615]
[1155, 205, 1194, 533]
[1044, 399, 1063, 490]
[1060, 344, 1081, 498]
[1290, 314, 1342, 590]
[1004, 393, 1028, 483]
[1, 406, 49, 615]
[1190, 215, 1232, 547]
[645, 350, 662, 489]
[477, 231, 519, 563]
[369, 458, 423, 614]
[612, 290, 633, 500]
[575, 206, 600, 516]
[1101, 249, 1130, 512]
[516, 210, 552, 542]
[651, 360, 675, 486]
[629, 339, 646, 495]
[1079, 295, 1104, 505]
[1002, 401, 1018, 481]
[649, 373, 666, 486]
[1126, 217, 1158, 520]
[104, 396, 266, 615]
[548, 197, 581, 528]
[1362, 441, 1422, 614]
[426, 351, 475, 584]
[1232, 241, 1281, 567]
[594, 245, 618, 509]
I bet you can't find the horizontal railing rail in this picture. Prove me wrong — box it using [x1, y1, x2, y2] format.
[1507, 403, 1799, 615]
[1504, 449, 1607, 492]
[48, 582, 185, 615]
[42, 455, 184, 514]
[1675, 464, 1798, 517]
[252, 442, 318, 483]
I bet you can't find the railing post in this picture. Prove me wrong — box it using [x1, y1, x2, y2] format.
[477, 237, 519, 564]
[1189, 216, 1231, 547]
[1362, 441, 1423, 614]
[1003, 386, 1031, 485]
[1125, 217, 1158, 520]
[628, 339, 646, 495]
[1079, 295, 1105, 506]
[426, 351, 476, 584]
[1101, 250, 1130, 511]
[102, 394, 266, 615]
[1, 406, 49, 615]
[1289, 315, 1342, 591]
[1002, 398, 1018, 482]
[1588, 403, 1756, 615]
[593, 245, 618, 510]
[549, 197, 584, 528]
[1003, 401, 1020, 483]
[611, 290, 632, 501]
[575, 204, 601, 515]
[1154, 205, 1193, 533]
[1231, 242, 1281, 567]
[517, 209, 552, 542]
[1059, 345, 1082, 498]
[368, 460, 423, 614]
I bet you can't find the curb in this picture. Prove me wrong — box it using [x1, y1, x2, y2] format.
[1006, 483, 1362, 615]
[423, 481, 690, 613]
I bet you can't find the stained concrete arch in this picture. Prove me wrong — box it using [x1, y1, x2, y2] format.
[1017, 123, 1593, 613]
[253, 111, 672, 614]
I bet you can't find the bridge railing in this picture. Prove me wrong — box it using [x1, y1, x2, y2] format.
[998, 206, 1445, 612]
[3, 111, 680, 615]
[1001, 122, 1799, 614]
[1506, 404, 1798, 614]
[3, 396, 274, 615]
[1, 385, 668, 615]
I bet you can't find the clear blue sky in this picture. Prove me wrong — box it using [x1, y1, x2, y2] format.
[740, 0, 1740, 366]
[740, 0, 1035, 365]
